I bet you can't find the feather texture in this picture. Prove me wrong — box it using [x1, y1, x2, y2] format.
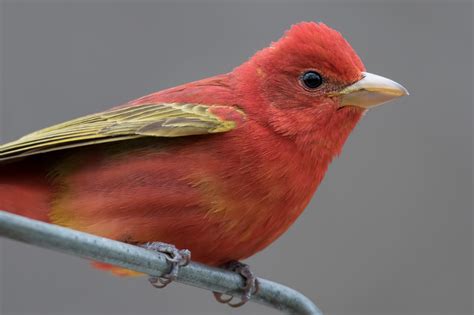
[0, 22, 367, 274]
[0, 103, 243, 161]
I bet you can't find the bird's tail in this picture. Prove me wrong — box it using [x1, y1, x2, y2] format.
[0, 159, 143, 276]
[0, 160, 52, 222]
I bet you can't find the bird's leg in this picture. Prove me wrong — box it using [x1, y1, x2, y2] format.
[213, 261, 260, 308]
[141, 242, 191, 288]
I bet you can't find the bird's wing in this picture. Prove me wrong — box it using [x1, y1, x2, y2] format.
[0, 103, 244, 161]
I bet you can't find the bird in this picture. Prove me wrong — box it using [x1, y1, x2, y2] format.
[0, 21, 408, 306]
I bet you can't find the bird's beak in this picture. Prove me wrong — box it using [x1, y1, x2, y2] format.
[333, 72, 409, 109]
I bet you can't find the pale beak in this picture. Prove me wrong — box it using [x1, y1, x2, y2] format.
[334, 72, 409, 109]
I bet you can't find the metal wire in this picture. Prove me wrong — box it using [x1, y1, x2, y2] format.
[0, 210, 322, 315]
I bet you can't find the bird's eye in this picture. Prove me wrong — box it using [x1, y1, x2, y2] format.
[301, 71, 323, 89]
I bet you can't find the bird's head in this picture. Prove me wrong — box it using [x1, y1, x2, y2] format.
[234, 21, 408, 152]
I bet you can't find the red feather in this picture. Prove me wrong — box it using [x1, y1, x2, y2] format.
[0, 22, 365, 274]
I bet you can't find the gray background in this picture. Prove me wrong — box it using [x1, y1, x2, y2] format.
[0, 1, 472, 315]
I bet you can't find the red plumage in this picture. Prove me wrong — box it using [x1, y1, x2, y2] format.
[0, 22, 367, 274]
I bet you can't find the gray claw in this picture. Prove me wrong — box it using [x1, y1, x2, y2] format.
[142, 242, 191, 288]
[212, 261, 260, 308]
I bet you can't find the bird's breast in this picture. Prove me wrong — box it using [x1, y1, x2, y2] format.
[179, 123, 331, 262]
[49, 122, 331, 265]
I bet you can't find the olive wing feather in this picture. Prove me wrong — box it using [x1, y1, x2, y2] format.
[0, 103, 243, 161]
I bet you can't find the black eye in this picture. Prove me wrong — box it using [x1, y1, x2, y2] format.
[301, 71, 323, 89]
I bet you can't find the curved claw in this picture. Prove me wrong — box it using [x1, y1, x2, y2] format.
[148, 276, 173, 288]
[213, 292, 234, 304]
[212, 261, 259, 308]
[142, 242, 191, 289]
[228, 298, 248, 308]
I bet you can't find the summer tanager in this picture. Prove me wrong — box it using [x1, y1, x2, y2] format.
[0, 22, 407, 304]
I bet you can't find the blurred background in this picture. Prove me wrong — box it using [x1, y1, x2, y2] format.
[0, 1, 472, 315]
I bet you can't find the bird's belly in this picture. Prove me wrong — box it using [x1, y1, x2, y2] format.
[49, 135, 321, 267]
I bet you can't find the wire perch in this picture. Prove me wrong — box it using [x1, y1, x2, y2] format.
[0, 210, 322, 315]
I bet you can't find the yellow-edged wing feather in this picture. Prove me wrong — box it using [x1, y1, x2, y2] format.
[0, 103, 243, 161]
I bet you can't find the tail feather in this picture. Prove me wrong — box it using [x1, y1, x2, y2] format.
[0, 158, 143, 277]
[91, 262, 143, 276]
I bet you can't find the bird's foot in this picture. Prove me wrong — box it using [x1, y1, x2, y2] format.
[213, 261, 260, 308]
[142, 242, 191, 288]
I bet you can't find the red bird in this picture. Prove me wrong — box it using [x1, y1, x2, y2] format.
[0, 22, 407, 306]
